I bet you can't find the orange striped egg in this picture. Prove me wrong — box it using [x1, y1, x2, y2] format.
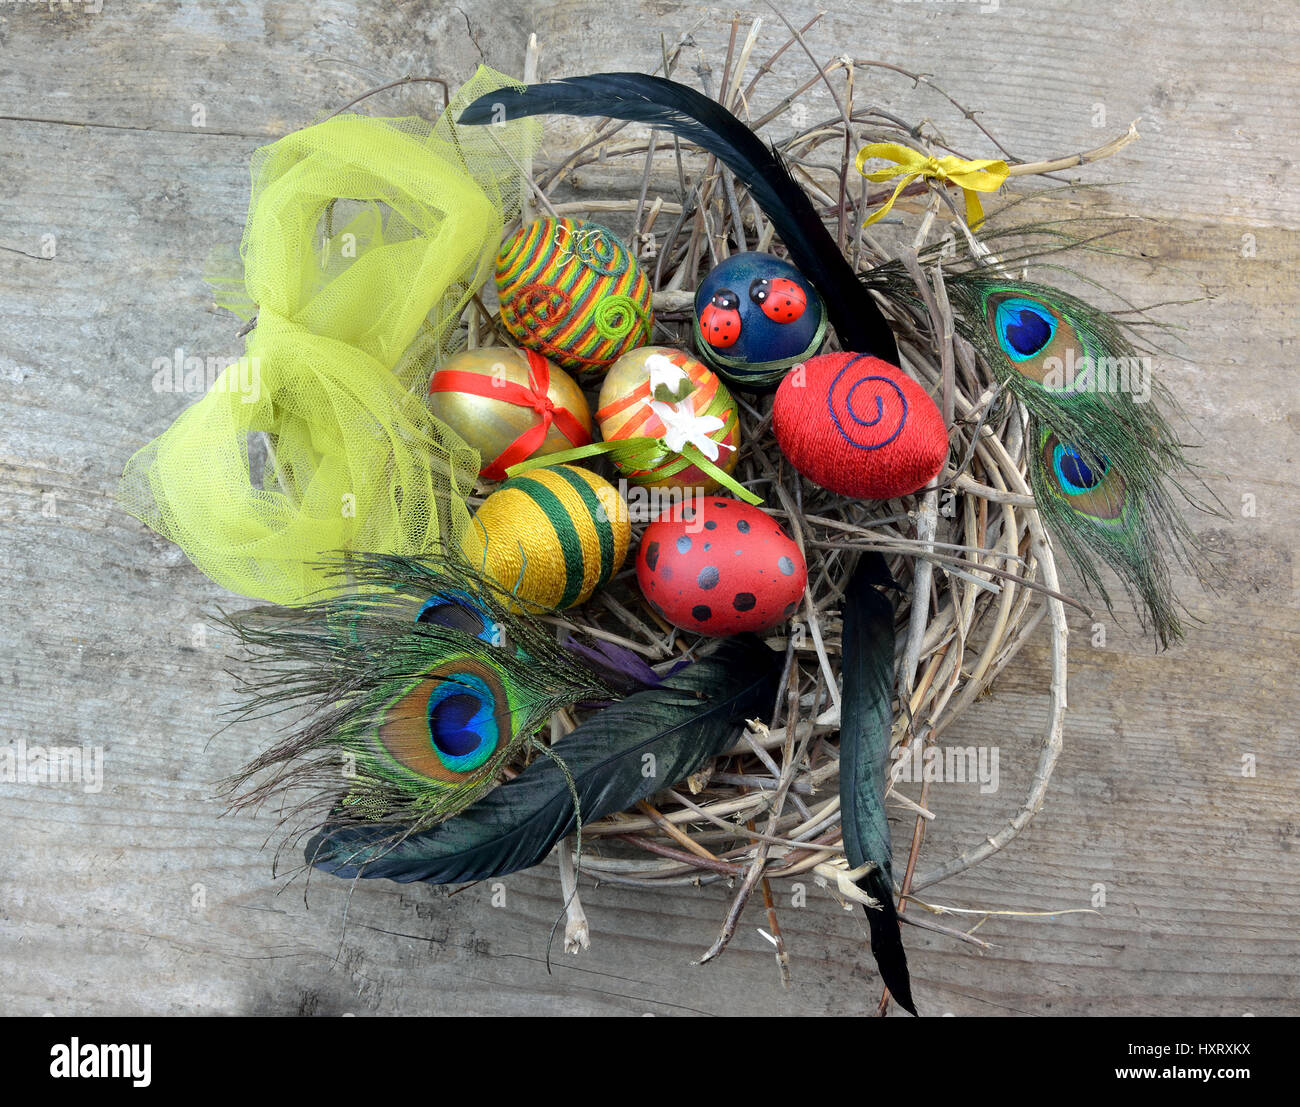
[495, 217, 653, 375]
[596, 346, 741, 493]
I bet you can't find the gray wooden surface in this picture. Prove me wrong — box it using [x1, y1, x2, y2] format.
[2, 0, 1297, 1016]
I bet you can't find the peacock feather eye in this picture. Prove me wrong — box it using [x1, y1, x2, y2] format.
[372, 658, 512, 785]
[1053, 442, 1107, 492]
[984, 290, 1088, 387]
[424, 674, 499, 772]
[416, 590, 495, 642]
[994, 297, 1056, 359]
[1040, 432, 1127, 523]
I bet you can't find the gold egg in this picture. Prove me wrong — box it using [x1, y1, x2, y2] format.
[596, 346, 740, 493]
[463, 464, 631, 611]
[427, 347, 593, 481]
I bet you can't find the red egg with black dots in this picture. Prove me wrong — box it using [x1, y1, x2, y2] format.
[635, 497, 807, 636]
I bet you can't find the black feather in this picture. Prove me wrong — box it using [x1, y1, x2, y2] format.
[841, 553, 916, 1015]
[306, 635, 782, 883]
[458, 73, 899, 364]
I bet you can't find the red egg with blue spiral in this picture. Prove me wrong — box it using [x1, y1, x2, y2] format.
[772, 352, 949, 500]
[693, 252, 826, 390]
[636, 497, 807, 636]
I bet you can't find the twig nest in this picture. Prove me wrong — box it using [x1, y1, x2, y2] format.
[462, 464, 630, 610]
[636, 497, 807, 635]
[427, 347, 592, 481]
[495, 217, 653, 374]
[693, 252, 826, 390]
[596, 346, 740, 494]
[773, 353, 949, 499]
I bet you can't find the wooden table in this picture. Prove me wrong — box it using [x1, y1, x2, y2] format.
[2, 0, 1296, 1015]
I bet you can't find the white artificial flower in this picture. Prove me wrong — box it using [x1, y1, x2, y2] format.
[644, 353, 692, 400]
[647, 399, 734, 463]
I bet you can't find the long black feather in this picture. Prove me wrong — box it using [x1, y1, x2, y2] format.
[458, 73, 899, 364]
[306, 635, 782, 883]
[841, 553, 916, 1015]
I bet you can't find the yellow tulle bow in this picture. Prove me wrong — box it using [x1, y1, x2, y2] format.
[855, 142, 1009, 228]
[117, 67, 541, 605]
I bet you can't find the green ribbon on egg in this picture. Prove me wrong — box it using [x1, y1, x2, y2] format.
[504, 432, 762, 506]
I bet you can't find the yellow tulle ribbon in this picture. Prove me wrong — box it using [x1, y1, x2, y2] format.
[855, 142, 1009, 228]
[117, 67, 542, 605]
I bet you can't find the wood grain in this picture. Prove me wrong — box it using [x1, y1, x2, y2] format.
[1, 0, 1296, 1016]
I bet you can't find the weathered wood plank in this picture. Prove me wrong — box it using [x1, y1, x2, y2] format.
[1, 0, 1297, 1016]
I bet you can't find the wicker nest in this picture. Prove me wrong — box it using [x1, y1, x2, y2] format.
[283, 19, 1152, 989]
[428, 22, 1144, 975]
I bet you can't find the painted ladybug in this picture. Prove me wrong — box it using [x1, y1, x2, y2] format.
[693, 252, 826, 391]
[749, 277, 806, 323]
[636, 497, 807, 637]
[697, 288, 742, 348]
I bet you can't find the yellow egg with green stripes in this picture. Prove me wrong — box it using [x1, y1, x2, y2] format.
[495, 217, 653, 375]
[462, 464, 631, 611]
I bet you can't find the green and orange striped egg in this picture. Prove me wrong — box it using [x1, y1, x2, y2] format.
[495, 217, 653, 375]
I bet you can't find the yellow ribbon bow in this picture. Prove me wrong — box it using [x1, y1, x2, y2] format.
[854, 142, 1009, 228]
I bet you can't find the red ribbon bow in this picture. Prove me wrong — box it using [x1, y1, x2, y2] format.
[430, 350, 591, 481]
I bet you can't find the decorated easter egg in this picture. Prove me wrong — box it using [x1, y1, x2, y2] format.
[636, 498, 807, 636]
[772, 353, 948, 500]
[596, 346, 740, 494]
[462, 464, 631, 611]
[495, 217, 653, 375]
[693, 252, 826, 390]
[428, 346, 593, 481]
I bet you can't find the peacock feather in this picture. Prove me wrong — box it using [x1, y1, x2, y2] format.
[941, 274, 1198, 647]
[221, 553, 614, 834]
[305, 635, 782, 884]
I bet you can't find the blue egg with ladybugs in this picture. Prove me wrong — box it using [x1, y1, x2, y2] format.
[693, 252, 826, 391]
